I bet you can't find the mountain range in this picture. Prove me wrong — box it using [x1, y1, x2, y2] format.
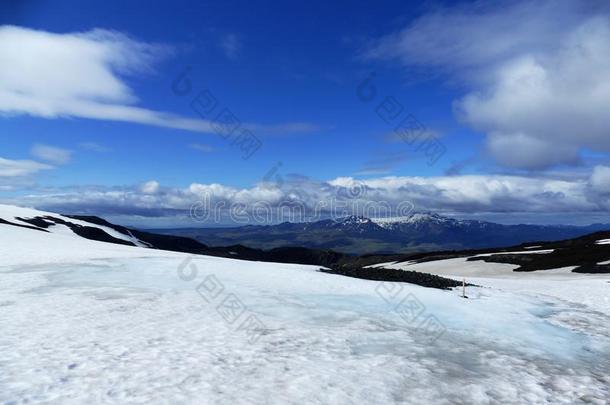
[151, 212, 610, 254]
[2, 204, 608, 274]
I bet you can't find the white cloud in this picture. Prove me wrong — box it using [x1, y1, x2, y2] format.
[140, 180, 160, 194]
[0, 157, 53, 177]
[8, 170, 610, 224]
[365, 1, 610, 170]
[0, 26, 159, 115]
[0, 26, 316, 136]
[31, 144, 72, 165]
[364, 1, 574, 72]
[590, 165, 610, 194]
[484, 132, 580, 169]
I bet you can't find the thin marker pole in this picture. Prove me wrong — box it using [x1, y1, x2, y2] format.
[462, 278, 466, 298]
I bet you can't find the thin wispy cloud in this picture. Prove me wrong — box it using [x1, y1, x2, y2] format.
[0, 157, 53, 178]
[31, 144, 72, 165]
[0, 26, 317, 136]
[356, 152, 411, 175]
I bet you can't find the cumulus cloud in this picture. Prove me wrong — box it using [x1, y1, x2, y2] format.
[140, 180, 161, 194]
[31, 144, 72, 165]
[365, 1, 610, 170]
[6, 170, 610, 226]
[0, 26, 317, 136]
[484, 132, 581, 169]
[589, 165, 610, 194]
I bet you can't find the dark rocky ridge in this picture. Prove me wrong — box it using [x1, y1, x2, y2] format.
[0, 218, 49, 232]
[321, 266, 476, 290]
[4, 214, 352, 268]
[467, 231, 610, 273]
[18, 216, 135, 246]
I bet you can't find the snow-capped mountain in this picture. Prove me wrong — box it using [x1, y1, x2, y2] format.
[307, 215, 384, 234]
[372, 212, 477, 229]
[157, 212, 610, 254]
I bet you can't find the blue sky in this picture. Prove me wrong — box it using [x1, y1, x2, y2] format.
[2, 0, 610, 226]
[1, 0, 467, 185]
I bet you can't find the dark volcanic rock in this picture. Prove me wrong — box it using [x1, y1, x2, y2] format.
[321, 265, 474, 290]
[15, 216, 55, 229]
[465, 232, 610, 273]
[14, 215, 135, 246]
[0, 218, 49, 232]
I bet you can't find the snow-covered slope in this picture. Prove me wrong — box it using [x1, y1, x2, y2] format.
[1, 205, 608, 404]
[372, 257, 610, 315]
[0, 204, 148, 248]
[371, 212, 468, 228]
